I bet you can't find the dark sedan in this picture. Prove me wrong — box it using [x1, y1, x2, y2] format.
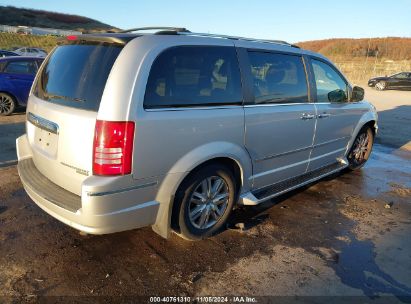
[0, 56, 43, 115]
[368, 72, 411, 91]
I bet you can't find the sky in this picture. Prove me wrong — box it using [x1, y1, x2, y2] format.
[0, 0, 410, 43]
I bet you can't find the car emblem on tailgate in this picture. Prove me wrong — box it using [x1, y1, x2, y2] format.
[61, 162, 90, 176]
[28, 112, 59, 135]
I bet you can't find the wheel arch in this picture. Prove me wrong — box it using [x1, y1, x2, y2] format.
[0, 90, 19, 105]
[345, 110, 378, 156]
[151, 141, 252, 238]
[169, 156, 243, 232]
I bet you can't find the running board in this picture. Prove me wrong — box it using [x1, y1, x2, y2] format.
[239, 162, 348, 206]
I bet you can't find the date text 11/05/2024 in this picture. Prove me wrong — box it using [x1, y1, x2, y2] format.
[149, 296, 258, 303]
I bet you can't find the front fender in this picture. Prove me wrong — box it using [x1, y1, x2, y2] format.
[152, 141, 252, 238]
[345, 105, 378, 155]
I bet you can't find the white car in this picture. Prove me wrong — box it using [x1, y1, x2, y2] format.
[14, 47, 47, 58]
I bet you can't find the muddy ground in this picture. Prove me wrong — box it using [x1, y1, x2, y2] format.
[0, 88, 410, 303]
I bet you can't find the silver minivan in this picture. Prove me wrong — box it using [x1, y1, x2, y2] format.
[16, 28, 378, 240]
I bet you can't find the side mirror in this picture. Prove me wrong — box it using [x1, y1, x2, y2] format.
[327, 89, 347, 103]
[351, 86, 364, 102]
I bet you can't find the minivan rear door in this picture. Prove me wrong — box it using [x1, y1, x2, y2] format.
[241, 49, 316, 190]
[27, 39, 124, 195]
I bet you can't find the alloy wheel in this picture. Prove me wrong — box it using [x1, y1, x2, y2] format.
[375, 82, 386, 91]
[0, 94, 14, 115]
[350, 132, 370, 165]
[188, 176, 229, 230]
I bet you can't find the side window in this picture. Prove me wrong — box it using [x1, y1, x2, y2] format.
[4, 60, 37, 75]
[248, 51, 308, 104]
[395, 73, 407, 79]
[311, 59, 348, 103]
[144, 46, 242, 108]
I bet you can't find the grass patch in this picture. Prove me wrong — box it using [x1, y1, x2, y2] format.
[0, 32, 58, 52]
[331, 57, 411, 84]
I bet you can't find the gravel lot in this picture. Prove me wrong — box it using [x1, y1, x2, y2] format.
[364, 88, 411, 151]
[0, 88, 410, 302]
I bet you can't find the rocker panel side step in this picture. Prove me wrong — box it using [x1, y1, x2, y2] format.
[239, 162, 347, 206]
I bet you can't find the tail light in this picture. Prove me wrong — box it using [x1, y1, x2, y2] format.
[93, 120, 135, 176]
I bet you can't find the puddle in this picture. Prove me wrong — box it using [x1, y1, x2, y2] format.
[367, 144, 411, 174]
[353, 144, 411, 197]
[334, 232, 411, 302]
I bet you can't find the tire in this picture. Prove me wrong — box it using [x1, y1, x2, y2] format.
[174, 164, 237, 241]
[0, 92, 16, 116]
[347, 126, 374, 170]
[375, 81, 386, 91]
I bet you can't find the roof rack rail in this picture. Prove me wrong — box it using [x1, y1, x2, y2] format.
[116, 27, 299, 48]
[178, 32, 299, 48]
[119, 27, 190, 33]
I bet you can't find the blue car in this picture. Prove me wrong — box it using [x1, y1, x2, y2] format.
[0, 56, 43, 115]
[0, 50, 19, 57]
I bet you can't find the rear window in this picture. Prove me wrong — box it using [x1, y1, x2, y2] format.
[144, 46, 242, 109]
[34, 42, 122, 111]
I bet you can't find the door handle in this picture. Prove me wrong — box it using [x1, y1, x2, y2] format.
[318, 113, 331, 119]
[300, 113, 315, 120]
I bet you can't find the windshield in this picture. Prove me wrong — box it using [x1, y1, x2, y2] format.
[33, 42, 123, 111]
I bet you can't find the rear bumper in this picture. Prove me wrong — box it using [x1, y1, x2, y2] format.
[16, 135, 160, 235]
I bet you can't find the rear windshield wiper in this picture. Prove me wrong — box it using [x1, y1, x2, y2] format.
[44, 93, 86, 103]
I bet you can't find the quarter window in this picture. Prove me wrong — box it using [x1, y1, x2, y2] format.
[311, 59, 348, 103]
[248, 51, 308, 104]
[144, 46, 242, 108]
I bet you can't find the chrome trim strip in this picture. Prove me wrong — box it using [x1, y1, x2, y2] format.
[253, 158, 310, 179]
[145, 102, 316, 111]
[255, 145, 312, 162]
[244, 103, 311, 108]
[309, 147, 347, 162]
[145, 105, 242, 112]
[27, 112, 59, 134]
[86, 181, 158, 197]
[255, 136, 350, 162]
[313, 136, 351, 149]
[313, 102, 353, 105]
